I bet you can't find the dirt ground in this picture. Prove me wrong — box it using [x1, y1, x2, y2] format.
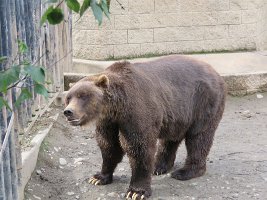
[25, 93, 267, 200]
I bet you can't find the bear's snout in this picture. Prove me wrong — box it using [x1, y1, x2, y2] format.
[64, 108, 74, 117]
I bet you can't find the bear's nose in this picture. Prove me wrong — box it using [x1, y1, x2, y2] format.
[64, 109, 73, 117]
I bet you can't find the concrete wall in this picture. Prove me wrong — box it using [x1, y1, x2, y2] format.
[73, 0, 267, 60]
[257, 1, 267, 50]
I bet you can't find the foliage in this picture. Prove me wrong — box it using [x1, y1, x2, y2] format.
[41, 0, 110, 25]
[0, 41, 49, 111]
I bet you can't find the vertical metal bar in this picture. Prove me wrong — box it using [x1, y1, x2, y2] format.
[0, 0, 5, 198]
[0, 115, 6, 200]
[9, 127, 18, 200]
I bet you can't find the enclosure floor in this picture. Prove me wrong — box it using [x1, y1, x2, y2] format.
[25, 93, 267, 200]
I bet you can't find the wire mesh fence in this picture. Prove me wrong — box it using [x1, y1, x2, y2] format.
[0, 0, 72, 199]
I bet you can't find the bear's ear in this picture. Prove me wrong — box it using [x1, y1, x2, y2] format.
[95, 75, 109, 88]
[69, 82, 75, 88]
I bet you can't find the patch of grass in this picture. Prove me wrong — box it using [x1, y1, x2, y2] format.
[105, 48, 256, 61]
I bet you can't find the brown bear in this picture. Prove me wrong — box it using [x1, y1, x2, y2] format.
[64, 55, 226, 200]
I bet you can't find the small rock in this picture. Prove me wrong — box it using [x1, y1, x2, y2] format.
[59, 158, 67, 165]
[74, 157, 86, 164]
[81, 142, 87, 146]
[67, 192, 75, 196]
[75, 195, 80, 199]
[232, 193, 239, 197]
[36, 170, 42, 175]
[33, 195, 41, 200]
[190, 182, 198, 186]
[256, 94, 263, 99]
[107, 192, 119, 198]
[241, 110, 252, 118]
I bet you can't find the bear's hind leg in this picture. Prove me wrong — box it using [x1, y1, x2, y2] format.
[171, 127, 215, 181]
[154, 139, 181, 175]
[89, 123, 124, 186]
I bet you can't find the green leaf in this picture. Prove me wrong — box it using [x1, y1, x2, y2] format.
[15, 88, 32, 107]
[66, 0, 80, 13]
[34, 83, 49, 99]
[91, 0, 103, 25]
[24, 65, 46, 84]
[41, 6, 54, 25]
[18, 40, 28, 53]
[100, 0, 109, 18]
[80, 0, 91, 17]
[0, 65, 21, 92]
[0, 56, 7, 63]
[47, 7, 64, 25]
[0, 96, 12, 111]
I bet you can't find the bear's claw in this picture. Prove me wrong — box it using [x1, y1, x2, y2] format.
[126, 192, 146, 200]
[88, 177, 101, 185]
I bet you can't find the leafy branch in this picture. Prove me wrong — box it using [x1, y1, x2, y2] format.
[42, 0, 110, 25]
[0, 41, 49, 111]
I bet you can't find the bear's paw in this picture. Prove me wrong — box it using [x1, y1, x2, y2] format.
[88, 173, 113, 185]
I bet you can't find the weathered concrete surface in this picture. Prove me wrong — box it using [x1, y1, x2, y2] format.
[65, 52, 267, 95]
[72, 0, 267, 60]
[24, 93, 267, 200]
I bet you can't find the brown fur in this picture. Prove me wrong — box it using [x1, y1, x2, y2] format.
[64, 55, 226, 199]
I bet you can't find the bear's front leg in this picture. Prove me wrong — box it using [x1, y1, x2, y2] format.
[89, 123, 124, 186]
[123, 134, 156, 200]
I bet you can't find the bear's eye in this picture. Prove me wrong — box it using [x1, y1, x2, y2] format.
[79, 93, 87, 100]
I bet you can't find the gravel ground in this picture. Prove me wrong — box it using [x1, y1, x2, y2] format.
[25, 93, 267, 200]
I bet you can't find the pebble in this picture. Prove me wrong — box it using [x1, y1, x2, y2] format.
[59, 158, 67, 165]
[107, 192, 119, 198]
[241, 110, 252, 118]
[75, 195, 80, 199]
[33, 195, 41, 200]
[36, 170, 42, 175]
[256, 94, 263, 99]
[67, 192, 75, 196]
[74, 157, 86, 164]
[233, 193, 239, 197]
[190, 182, 198, 186]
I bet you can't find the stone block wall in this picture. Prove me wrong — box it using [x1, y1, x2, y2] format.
[73, 0, 267, 60]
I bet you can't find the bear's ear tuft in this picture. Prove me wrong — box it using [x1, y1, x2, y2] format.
[95, 75, 109, 88]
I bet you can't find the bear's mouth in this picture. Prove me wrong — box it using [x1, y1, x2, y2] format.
[67, 118, 81, 126]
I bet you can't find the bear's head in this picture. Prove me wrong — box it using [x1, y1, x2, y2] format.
[63, 75, 109, 126]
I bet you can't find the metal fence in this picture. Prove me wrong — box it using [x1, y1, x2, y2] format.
[0, 0, 72, 199]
